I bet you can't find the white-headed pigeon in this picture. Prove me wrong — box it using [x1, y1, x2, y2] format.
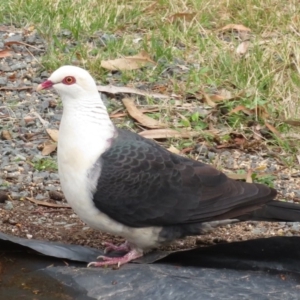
[37, 66, 299, 268]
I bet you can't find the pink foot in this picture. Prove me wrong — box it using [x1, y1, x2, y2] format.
[103, 241, 131, 254]
[87, 248, 143, 268]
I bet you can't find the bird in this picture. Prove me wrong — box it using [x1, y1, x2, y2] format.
[36, 66, 300, 267]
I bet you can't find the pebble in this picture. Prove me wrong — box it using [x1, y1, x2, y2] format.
[4, 201, 14, 210]
[8, 219, 18, 225]
[196, 144, 208, 155]
[207, 152, 216, 160]
[53, 222, 67, 226]
[294, 190, 300, 198]
[0, 192, 8, 203]
[10, 62, 28, 71]
[10, 192, 22, 200]
[35, 194, 46, 200]
[0, 77, 8, 85]
[64, 223, 77, 228]
[48, 190, 64, 201]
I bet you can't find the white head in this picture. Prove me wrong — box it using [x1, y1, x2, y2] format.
[37, 65, 99, 101]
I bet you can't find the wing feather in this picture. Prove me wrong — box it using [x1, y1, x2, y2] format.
[92, 129, 276, 227]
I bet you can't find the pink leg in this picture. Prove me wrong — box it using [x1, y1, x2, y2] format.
[103, 241, 131, 254]
[87, 248, 143, 268]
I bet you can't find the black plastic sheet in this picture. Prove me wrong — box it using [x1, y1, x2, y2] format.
[1, 232, 300, 299]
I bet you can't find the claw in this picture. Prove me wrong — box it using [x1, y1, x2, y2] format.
[87, 248, 143, 268]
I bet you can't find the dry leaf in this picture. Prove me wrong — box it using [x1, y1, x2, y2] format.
[167, 12, 196, 23]
[0, 86, 33, 91]
[101, 51, 155, 71]
[200, 91, 217, 107]
[110, 107, 160, 118]
[265, 122, 281, 137]
[167, 145, 181, 154]
[46, 129, 59, 142]
[236, 41, 250, 55]
[209, 94, 230, 102]
[283, 119, 300, 126]
[217, 24, 251, 32]
[296, 155, 300, 165]
[229, 105, 253, 115]
[0, 49, 12, 58]
[122, 98, 166, 129]
[209, 89, 244, 102]
[110, 112, 128, 118]
[5, 40, 41, 51]
[139, 129, 198, 139]
[42, 142, 57, 156]
[233, 136, 246, 146]
[26, 197, 70, 208]
[181, 147, 194, 154]
[142, 1, 157, 13]
[255, 165, 267, 171]
[1, 130, 12, 140]
[97, 85, 170, 99]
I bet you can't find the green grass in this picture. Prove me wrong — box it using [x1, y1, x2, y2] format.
[1, 0, 300, 166]
[31, 157, 58, 172]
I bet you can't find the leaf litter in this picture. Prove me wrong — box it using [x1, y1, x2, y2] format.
[101, 50, 156, 71]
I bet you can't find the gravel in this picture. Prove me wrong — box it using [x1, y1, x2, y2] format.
[1, 24, 300, 253]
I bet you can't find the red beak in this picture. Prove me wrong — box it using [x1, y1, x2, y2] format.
[36, 80, 54, 91]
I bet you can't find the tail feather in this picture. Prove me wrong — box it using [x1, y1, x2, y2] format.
[240, 200, 300, 222]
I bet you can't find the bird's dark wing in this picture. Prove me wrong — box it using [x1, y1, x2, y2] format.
[92, 129, 276, 228]
[241, 200, 300, 222]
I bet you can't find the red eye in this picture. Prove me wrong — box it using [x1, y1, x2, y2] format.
[62, 76, 76, 85]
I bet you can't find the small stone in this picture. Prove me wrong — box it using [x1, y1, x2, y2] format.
[61, 29, 71, 37]
[35, 194, 46, 200]
[26, 234, 33, 239]
[207, 152, 216, 160]
[0, 192, 8, 203]
[49, 100, 57, 108]
[8, 218, 17, 225]
[26, 34, 37, 44]
[196, 144, 208, 155]
[294, 190, 300, 198]
[45, 186, 57, 191]
[277, 229, 284, 236]
[221, 151, 231, 157]
[41, 71, 50, 78]
[19, 191, 29, 198]
[49, 173, 60, 180]
[252, 227, 267, 235]
[53, 222, 67, 226]
[10, 192, 21, 200]
[0, 77, 8, 85]
[4, 201, 14, 210]
[5, 34, 23, 43]
[33, 176, 44, 183]
[225, 158, 235, 169]
[64, 223, 77, 228]
[10, 63, 27, 71]
[15, 154, 27, 161]
[0, 64, 10, 71]
[48, 190, 64, 201]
